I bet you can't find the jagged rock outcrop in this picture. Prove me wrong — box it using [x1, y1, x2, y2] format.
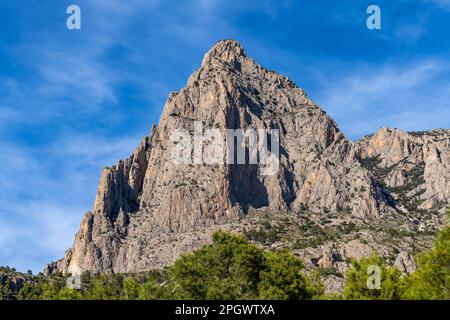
[0, 269, 34, 298]
[356, 127, 450, 212]
[50, 40, 449, 275]
[394, 251, 417, 275]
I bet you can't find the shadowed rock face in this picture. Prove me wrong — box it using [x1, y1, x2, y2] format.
[49, 40, 449, 274]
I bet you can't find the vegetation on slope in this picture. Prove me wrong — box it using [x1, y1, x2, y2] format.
[1, 231, 323, 300]
[343, 210, 450, 300]
[1, 211, 449, 300]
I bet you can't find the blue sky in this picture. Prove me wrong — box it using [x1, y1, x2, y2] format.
[1, 0, 449, 272]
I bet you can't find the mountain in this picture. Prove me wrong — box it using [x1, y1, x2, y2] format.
[46, 40, 450, 278]
[357, 128, 450, 212]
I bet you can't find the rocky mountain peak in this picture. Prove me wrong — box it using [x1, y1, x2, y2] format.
[48, 40, 450, 276]
[201, 39, 248, 68]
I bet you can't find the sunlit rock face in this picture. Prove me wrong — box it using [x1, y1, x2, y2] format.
[49, 40, 449, 275]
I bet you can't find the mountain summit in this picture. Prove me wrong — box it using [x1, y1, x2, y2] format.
[48, 40, 450, 275]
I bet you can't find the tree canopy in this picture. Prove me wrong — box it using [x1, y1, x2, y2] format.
[1, 218, 449, 300]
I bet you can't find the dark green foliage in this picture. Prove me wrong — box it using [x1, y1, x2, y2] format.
[169, 231, 322, 299]
[2, 216, 449, 300]
[343, 254, 405, 300]
[343, 209, 450, 300]
[168, 231, 265, 299]
[293, 223, 338, 249]
[359, 155, 381, 172]
[337, 222, 358, 234]
[401, 225, 450, 299]
[360, 153, 429, 212]
[317, 267, 343, 278]
[259, 250, 323, 299]
[0, 266, 36, 300]
[385, 228, 412, 239]
[244, 228, 280, 244]
[4, 231, 322, 300]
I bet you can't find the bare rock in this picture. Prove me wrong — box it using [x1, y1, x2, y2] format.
[357, 127, 450, 212]
[394, 251, 417, 275]
[314, 247, 341, 268]
[48, 40, 449, 275]
[323, 275, 346, 294]
[341, 240, 374, 261]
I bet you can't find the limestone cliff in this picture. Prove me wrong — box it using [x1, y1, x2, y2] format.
[48, 40, 449, 275]
[356, 128, 450, 212]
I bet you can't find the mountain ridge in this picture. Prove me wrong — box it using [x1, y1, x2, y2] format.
[46, 40, 449, 277]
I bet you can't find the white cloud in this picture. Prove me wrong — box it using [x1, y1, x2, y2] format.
[0, 130, 144, 272]
[49, 130, 142, 168]
[0, 202, 82, 272]
[2, 0, 450, 273]
[36, 52, 117, 106]
[314, 59, 450, 138]
[0, 203, 81, 254]
[0, 0, 167, 272]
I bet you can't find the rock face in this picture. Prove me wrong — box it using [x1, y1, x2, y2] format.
[394, 251, 417, 275]
[356, 128, 450, 212]
[51, 40, 450, 275]
[0, 269, 34, 298]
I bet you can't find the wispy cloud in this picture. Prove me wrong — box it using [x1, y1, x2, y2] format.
[0, 202, 82, 272]
[314, 59, 450, 139]
[36, 52, 117, 106]
[426, 0, 450, 10]
[1, 0, 450, 272]
[0, 130, 142, 271]
[0, 0, 224, 272]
